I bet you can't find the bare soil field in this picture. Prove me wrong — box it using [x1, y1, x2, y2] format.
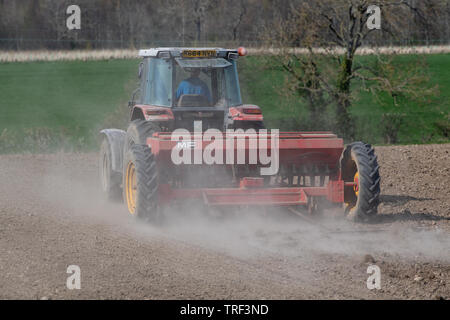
[0, 144, 449, 300]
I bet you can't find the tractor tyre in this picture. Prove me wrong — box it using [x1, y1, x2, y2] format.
[125, 119, 161, 150]
[341, 142, 381, 222]
[99, 137, 122, 201]
[123, 143, 161, 223]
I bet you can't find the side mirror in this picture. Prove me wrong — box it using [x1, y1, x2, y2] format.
[129, 88, 141, 109]
[138, 62, 144, 79]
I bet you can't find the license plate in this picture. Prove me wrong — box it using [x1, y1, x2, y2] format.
[181, 50, 216, 58]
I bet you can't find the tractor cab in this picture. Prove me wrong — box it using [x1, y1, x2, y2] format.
[132, 48, 262, 131]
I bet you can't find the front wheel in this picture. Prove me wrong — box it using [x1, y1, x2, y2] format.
[341, 142, 381, 222]
[99, 137, 122, 201]
[123, 143, 161, 223]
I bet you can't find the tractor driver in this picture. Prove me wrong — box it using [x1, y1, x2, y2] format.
[176, 68, 212, 104]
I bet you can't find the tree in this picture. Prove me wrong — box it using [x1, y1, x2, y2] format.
[265, 0, 440, 141]
[0, 0, 448, 50]
[229, 0, 248, 41]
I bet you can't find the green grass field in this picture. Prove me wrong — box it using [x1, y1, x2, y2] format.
[0, 54, 449, 152]
[239, 54, 450, 144]
[0, 59, 139, 151]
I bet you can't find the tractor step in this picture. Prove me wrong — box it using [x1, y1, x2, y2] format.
[202, 188, 310, 206]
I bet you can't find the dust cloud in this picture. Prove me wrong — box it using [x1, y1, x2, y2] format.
[35, 153, 450, 264]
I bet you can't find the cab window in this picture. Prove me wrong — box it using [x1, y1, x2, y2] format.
[143, 58, 172, 107]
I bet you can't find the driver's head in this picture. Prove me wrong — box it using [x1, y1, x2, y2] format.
[190, 68, 201, 78]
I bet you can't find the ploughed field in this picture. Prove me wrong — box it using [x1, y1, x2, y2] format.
[0, 144, 448, 299]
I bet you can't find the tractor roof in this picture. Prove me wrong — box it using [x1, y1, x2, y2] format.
[138, 47, 240, 59]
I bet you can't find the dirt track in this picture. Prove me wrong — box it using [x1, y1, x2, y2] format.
[0, 144, 449, 300]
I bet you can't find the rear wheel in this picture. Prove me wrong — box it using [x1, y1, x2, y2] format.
[125, 119, 161, 151]
[124, 144, 161, 222]
[99, 138, 122, 201]
[341, 142, 381, 222]
[123, 119, 162, 222]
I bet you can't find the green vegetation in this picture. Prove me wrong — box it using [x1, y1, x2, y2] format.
[0, 54, 449, 153]
[0, 59, 138, 152]
[240, 54, 450, 145]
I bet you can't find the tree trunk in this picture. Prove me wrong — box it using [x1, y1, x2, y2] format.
[336, 56, 355, 140]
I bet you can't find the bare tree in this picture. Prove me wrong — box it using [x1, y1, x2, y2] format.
[230, 0, 248, 41]
[41, 0, 73, 48]
[0, 0, 448, 50]
[266, 0, 439, 140]
[1, 0, 28, 49]
[188, 0, 216, 43]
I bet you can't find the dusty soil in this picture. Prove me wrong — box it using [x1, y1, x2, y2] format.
[0, 144, 449, 300]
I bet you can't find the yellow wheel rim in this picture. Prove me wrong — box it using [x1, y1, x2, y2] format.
[344, 157, 359, 212]
[125, 161, 137, 215]
[353, 172, 359, 196]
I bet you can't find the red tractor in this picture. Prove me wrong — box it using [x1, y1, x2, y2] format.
[99, 47, 380, 223]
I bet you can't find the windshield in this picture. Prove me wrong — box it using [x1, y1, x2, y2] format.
[174, 59, 242, 108]
[142, 57, 242, 108]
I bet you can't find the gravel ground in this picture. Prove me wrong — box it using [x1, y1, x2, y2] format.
[0, 144, 449, 300]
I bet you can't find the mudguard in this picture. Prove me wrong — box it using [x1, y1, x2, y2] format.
[100, 129, 126, 173]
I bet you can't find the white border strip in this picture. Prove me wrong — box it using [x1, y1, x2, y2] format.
[1, 46, 450, 63]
